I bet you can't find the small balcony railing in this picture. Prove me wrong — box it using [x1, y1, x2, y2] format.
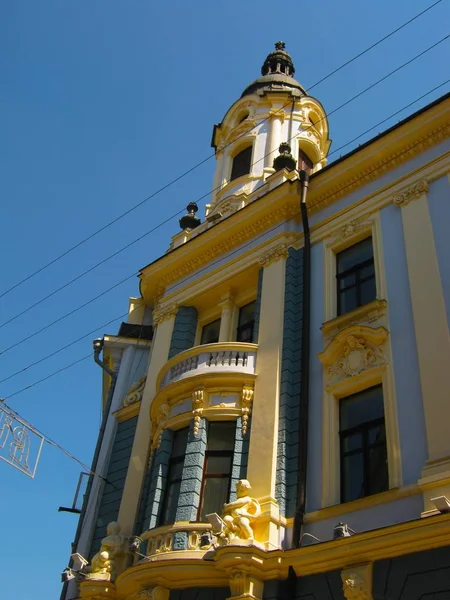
[139, 522, 213, 559]
[158, 343, 258, 390]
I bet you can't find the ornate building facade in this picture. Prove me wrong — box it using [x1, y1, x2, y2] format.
[62, 44, 450, 600]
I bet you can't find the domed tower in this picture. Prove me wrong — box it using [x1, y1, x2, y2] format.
[207, 42, 331, 219]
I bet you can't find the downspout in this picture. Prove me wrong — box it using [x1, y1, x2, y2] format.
[293, 170, 311, 548]
[60, 338, 116, 600]
[288, 96, 296, 142]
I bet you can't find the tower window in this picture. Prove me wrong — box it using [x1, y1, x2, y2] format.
[198, 422, 236, 521]
[236, 301, 256, 343]
[160, 427, 189, 525]
[340, 385, 388, 503]
[336, 237, 376, 315]
[201, 318, 221, 345]
[298, 149, 313, 174]
[230, 146, 252, 181]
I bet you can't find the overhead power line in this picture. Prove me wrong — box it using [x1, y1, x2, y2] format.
[1, 33, 448, 345]
[2, 125, 447, 402]
[0, 0, 442, 301]
[1, 77, 448, 387]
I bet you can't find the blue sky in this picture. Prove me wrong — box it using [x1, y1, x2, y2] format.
[1, 1, 449, 598]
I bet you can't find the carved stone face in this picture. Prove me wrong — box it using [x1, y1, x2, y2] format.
[236, 479, 251, 496]
[106, 521, 120, 536]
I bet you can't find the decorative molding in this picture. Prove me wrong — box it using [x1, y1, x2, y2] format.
[327, 213, 373, 247]
[223, 120, 257, 147]
[322, 299, 387, 340]
[192, 387, 205, 436]
[114, 401, 141, 423]
[228, 569, 263, 599]
[269, 107, 285, 123]
[341, 563, 373, 600]
[123, 377, 146, 408]
[319, 325, 388, 390]
[152, 403, 170, 448]
[137, 587, 169, 600]
[241, 386, 254, 436]
[152, 303, 177, 326]
[393, 178, 428, 206]
[258, 243, 289, 267]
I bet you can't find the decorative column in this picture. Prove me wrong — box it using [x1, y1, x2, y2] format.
[394, 180, 450, 509]
[264, 107, 285, 169]
[341, 563, 373, 600]
[219, 291, 234, 342]
[246, 244, 287, 548]
[117, 305, 177, 536]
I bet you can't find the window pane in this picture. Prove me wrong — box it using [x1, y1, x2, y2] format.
[342, 432, 362, 453]
[340, 386, 384, 431]
[339, 288, 358, 315]
[238, 302, 256, 327]
[162, 480, 182, 524]
[168, 460, 184, 483]
[337, 238, 373, 274]
[230, 146, 252, 181]
[201, 319, 221, 344]
[200, 477, 230, 520]
[342, 453, 364, 502]
[368, 422, 386, 446]
[237, 323, 255, 343]
[206, 455, 232, 474]
[359, 277, 377, 306]
[338, 272, 356, 291]
[359, 263, 375, 280]
[207, 422, 236, 451]
[367, 444, 388, 495]
[172, 427, 189, 458]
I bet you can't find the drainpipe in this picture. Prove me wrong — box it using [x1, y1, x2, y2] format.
[288, 96, 296, 142]
[293, 170, 311, 549]
[60, 338, 117, 600]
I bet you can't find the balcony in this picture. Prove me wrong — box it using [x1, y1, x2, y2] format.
[140, 522, 213, 560]
[158, 343, 258, 391]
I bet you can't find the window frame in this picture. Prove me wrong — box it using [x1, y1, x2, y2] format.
[159, 427, 189, 525]
[336, 237, 376, 316]
[230, 145, 253, 182]
[197, 421, 236, 522]
[200, 318, 221, 345]
[236, 300, 256, 343]
[339, 385, 388, 503]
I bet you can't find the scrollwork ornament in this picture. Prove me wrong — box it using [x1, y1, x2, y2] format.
[341, 564, 373, 600]
[122, 377, 146, 407]
[153, 403, 170, 448]
[192, 388, 205, 437]
[329, 214, 373, 245]
[137, 587, 170, 600]
[393, 179, 428, 206]
[241, 386, 254, 435]
[153, 303, 177, 326]
[258, 243, 289, 267]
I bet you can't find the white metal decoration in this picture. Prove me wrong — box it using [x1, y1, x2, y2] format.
[0, 405, 44, 478]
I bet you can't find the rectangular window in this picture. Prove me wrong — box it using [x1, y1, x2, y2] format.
[198, 422, 236, 521]
[336, 237, 376, 315]
[230, 146, 252, 181]
[236, 301, 256, 343]
[298, 149, 313, 174]
[200, 318, 221, 345]
[339, 385, 388, 503]
[160, 427, 189, 525]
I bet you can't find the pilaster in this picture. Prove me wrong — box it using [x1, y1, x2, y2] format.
[247, 249, 287, 547]
[117, 315, 175, 536]
[219, 291, 234, 342]
[394, 180, 450, 510]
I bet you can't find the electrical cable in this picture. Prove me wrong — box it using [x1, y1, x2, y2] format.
[0, 79, 446, 386]
[1, 68, 449, 362]
[2, 124, 447, 403]
[0, 0, 442, 301]
[1, 33, 448, 346]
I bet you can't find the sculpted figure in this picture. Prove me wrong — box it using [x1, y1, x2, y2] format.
[221, 479, 261, 540]
[90, 521, 125, 578]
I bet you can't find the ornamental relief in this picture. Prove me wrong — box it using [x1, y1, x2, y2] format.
[122, 376, 146, 408]
[319, 325, 388, 390]
[393, 178, 428, 206]
[327, 214, 373, 247]
[341, 563, 373, 600]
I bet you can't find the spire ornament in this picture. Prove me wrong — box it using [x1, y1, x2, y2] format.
[273, 142, 296, 172]
[179, 201, 201, 230]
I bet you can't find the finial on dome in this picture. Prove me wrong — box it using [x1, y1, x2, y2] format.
[179, 201, 201, 231]
[261, 41, 295, 77]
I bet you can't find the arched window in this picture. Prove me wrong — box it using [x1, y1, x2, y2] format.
[298, 148, 314, 174]
[230, 146, 252, 181]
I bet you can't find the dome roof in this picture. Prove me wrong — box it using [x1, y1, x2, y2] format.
[241, 42, 306, 98]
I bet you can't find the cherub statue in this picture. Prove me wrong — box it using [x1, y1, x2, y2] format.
[89, 521, 125, 579]
[221, 479, 261, 541]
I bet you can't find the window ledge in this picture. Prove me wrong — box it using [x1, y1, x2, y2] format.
[303, 484, 420, 524]
[322, 299, 387, 338]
